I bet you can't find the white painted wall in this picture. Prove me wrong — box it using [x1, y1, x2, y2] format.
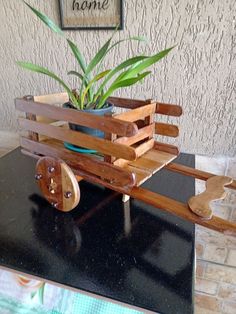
[0, 0, 235, 156]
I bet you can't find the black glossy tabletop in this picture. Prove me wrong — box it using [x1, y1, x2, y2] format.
[0, 149, 195, 314]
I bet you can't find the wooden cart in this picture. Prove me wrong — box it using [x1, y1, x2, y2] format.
[15, 93, 236, 236]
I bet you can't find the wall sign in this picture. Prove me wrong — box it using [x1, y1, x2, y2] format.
[58, 0, 123, 30]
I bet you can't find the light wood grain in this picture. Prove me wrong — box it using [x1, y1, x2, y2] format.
[134, 139, 155, 158]
[19, 119, 137, 161]
[115, 124, 154, 146]
[188, 176, 233, 219]
[165, 162, 236, 191]
[115, 103, 156, 122]
[15, 98, 138, 138]
[34, 92, 69, 105]
[35, 157, 80, 212]
[130, 187, 236, 236]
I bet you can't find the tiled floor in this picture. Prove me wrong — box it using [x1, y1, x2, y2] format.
[0, 132, 235, 314]
[195, 156, 236, 314]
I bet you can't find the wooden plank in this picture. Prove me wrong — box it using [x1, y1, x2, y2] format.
[124, 165, 152, 186]
[188, 176, 233, 219]
[35, 156, 80, 212]
[23, 96, 39, 142]
[22, 147, 134, 194]
[165, 162, 236, 191]
[156, 103, 182, 117]
[115, 124, 154, 146]
[144, 149, 177, 164]
[21, 137, 136, 188]
[15, 98, 138, 138]
[115, 103, 156, 122]
[34, 92, 69, 105]
[104, 112, 116, 163]
[135, 139, 155, 158]
[127, 149, 176, 175]
[155, 122, 179, 137]
[19, 119, 137, 161]
[130, 187, 236, 236]
[154, 141, 179, 155]
[108, 97, 183, 117]
[108, 97, 147, 109]
[21, 147, 236, 235]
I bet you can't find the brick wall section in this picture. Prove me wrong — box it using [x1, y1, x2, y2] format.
[195, 156, 236, 314]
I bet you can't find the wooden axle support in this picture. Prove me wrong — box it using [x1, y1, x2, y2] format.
[16, 93, 236, 236]
[30, 153, 236, 236]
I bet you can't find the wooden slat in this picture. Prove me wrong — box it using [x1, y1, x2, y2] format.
[108, 97, 183, 117]
[154, 141, 179, 155]
[155, 122, 179, 137]
[130, 187, 236, 236]
[165, 163, 236, 191]
[21, 146, 236, 235]
[144, 149, 177, 164]
[15, 98, 138, 138]
[19, 119, 137, 161]
[188, 176, 233, 219]
[21, 138, 136, 188]
[108, 97, 147, 109]
[115, 103, 156, 122]
[115, 124, 154, 146]
[34, 92, 69, 105]
[156, 103, 182, 117]
[135, 139, 155, 158]
[124, 165, 152, 186]
[21, 149, 134, 194]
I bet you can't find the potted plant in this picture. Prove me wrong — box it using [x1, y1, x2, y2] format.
[17, 1, 174, 153]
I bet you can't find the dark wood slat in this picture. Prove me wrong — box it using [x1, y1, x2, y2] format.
[108, 97, 147, 109]
[130, 187, 236, 236]
[166, 163, 236, 191]
[15, 98, 138, 137]
[156, 103, 182, 117]
[19, 119, 137, 161]
[21, 138, 136, 188]
[108, 97, 183, 117]
[155, 122, 179, 137]
[154, 141, 179, 155]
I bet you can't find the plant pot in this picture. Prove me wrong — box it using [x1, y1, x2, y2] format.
[63, 102, 113, 154]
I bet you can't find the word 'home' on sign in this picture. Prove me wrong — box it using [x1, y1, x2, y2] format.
[72, 0, 110, 11]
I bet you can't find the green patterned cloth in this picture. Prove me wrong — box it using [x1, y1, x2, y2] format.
[0, 269, 143, 314]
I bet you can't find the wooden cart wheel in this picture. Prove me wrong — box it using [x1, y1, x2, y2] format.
[35, 157, 80, 212]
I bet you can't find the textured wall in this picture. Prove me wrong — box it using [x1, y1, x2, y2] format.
[0, 0, 235, 156]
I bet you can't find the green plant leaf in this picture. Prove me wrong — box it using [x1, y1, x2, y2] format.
[97, 71, 151, 108]
[67, 39, 87, 74]
[81, 70, 111, 108]
[107, 36, 147, 54]
[17, 61, 78, 107]
[94, 56, 148, 102]
[86, 39, 112, 75]
[119, 47, 174, 81]
[68, 70, 84, 81]
[23, 1, 63, 36]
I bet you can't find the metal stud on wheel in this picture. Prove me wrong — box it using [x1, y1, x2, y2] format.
[35, 157, 80, 212]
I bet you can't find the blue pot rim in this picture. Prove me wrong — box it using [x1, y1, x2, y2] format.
[63, 102, 113, 113]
